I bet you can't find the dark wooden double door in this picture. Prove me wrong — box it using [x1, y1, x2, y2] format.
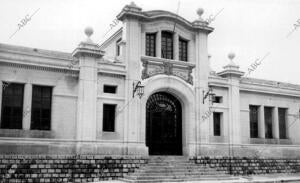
[146, 92, 182, 155]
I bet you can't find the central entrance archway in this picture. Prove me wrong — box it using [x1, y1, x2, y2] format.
[146, 92, 182, 155]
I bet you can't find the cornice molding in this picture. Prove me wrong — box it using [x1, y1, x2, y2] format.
[240, 85, 300, 98]
[117, 9, 214, 34]
[0, 43, 74, 61]
[0, 59, 79, 74]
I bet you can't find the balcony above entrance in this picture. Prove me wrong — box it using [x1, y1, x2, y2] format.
[141, 56, 195, 85]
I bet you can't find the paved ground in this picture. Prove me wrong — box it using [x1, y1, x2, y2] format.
[94, 173, 300, 182]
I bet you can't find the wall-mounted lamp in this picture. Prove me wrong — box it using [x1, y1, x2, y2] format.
[202, 87, 216, 104]
[133, 81, 144, 99]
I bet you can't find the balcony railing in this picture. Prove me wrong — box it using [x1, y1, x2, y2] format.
[141, 56, 195, 85]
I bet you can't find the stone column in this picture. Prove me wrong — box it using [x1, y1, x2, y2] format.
[273, 107, 279, 139]
[23, 83, 32, 130]
[195, 31, 210, 155]
[72, 27, 104, 142]
[123, 16, 146, 154]
[258, 105, 265, 138]
[0, 81, 2, 127]
[174, 32, 179, 60]
[218, 53, 245, 145]
[156, 31, 161, 58]
[228, 78, 241, 144]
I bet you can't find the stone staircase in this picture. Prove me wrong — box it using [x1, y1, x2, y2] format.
[120, 156, 237, 182]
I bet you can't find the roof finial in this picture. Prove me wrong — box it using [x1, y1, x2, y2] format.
[130, 1, 137, 7]
[228, 52, 235, 60]
[217, 51, 244, 78]
[196, 8, 204, 20]
[84, 26, 94, 43]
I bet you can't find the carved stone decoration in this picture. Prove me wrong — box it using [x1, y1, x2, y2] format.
[141, 56, 195, 85]
[141, 61, 148, 80]
[163, 62, 173, 75]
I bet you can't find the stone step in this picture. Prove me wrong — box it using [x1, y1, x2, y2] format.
[124, 173, 227, 179]
[126, 171, 223, 177]
[149, 156, 188, 160]
[120, 175, 236, 182]
[146, 162, 203, 166]
[119, 156, 231, 182]
[136, 164, 211, 169]
[135, 167, 222, 174]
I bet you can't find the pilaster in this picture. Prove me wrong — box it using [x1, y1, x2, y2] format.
[23, 83, 32, 130]
[156, 31, 161, 58]
[195, 31, 210, 145]
[258, 105, 265, 138]
[0, 82, 2, 127]
[174, 32, 179, 60]
[273, 107, 279, 139]
[72, 27, 104, 141]
[218, 53, 245, 144]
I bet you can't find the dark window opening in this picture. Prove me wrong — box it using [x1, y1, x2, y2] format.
[103, 104, 116, 132]
[116, 38, 121, 56]
[31, 85, 52, 130]
[264, 107, 273, 139]
[1, 83, 24, 129]
[179, 38, 188, 61]
[103, 85, 117, 94]
[213, 96, 223, 103]
[213, 112, 222, 136]
[146, 33, 156, 57]
[249, 105, 259, 138]
[278, 108, 287, 139]
[161, 31, 173, 59]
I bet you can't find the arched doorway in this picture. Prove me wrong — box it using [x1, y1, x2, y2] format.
[146, 92, 182, 155]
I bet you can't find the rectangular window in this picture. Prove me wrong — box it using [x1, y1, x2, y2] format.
[1, 83, 24, 129]
[116, 38, 121, 56]
[31, 85, 52, 130]
[103, 104, 116, 132]
[161, 31, 173, 59]
[146, 33, 156, 57]
[249, 105, 259, 138]
[179, 38, 188, 61]
[278, 108, 287, 139]
[264, 107, 273, 138]
[213, 112, 222, 136]
[103, 85, 117, 94]
[213, 96, 223, 103]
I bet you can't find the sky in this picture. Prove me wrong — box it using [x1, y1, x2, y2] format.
[0, 0, 300, 84]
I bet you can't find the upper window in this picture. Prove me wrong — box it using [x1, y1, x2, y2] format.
[249, 105, 259, 138]
[146, 33, 156, 57]
[116, 38, 121, 56]
[278, 108, 287, 139]
[161, 31, 173, 59]
[103, 104, 116, 132]
[1, 83, 24, 129]
[179, 38, 188, 61]
[31, 85, 52, 131]
[103, 85, 117, 94]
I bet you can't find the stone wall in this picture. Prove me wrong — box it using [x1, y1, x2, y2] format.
[191, 156, 300, 175]
[0, 155, 147, 183]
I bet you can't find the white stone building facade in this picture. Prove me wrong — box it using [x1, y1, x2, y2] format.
[0, 2, 300, 157]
